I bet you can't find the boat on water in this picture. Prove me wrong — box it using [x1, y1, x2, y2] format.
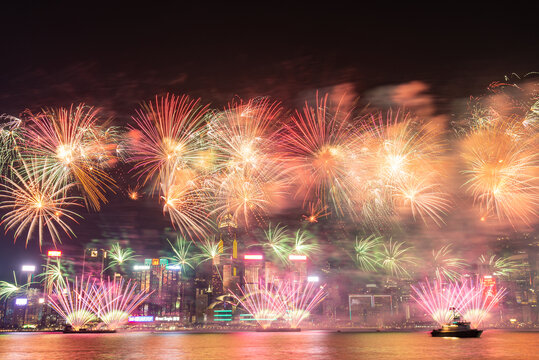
[431, 310, 482, 338]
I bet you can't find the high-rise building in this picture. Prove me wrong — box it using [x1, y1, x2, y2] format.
[130, 258, 183, 317]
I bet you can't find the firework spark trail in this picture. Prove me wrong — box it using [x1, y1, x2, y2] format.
[431, 244, 467, 281]
[352, 234, 382, 272]
[478, 254, 520, 278]
[126, 94, 209, 190]
[0, 115, 22, 175]
[460, 120, 538, 225]
[87, 278, 152, 330]
[0, 158, 82, 248]
[281, 93, 361, 218]
[258, 223, 292, 264]
[279, 281, 327, 328]
[160, 166, 213, 240]
[23, 105, 117, 211]
[166, 236, 197, 272]
[461, 277, 507, 328]
[378, 238, 416, 279]
[411, 279, 476, 326]
[48, 277, 96, 331]
[208, 98, 288, 227]
[231, 281, 288, 329]
[359, 111, 451, 226]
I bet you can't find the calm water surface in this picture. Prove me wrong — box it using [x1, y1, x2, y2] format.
[0, 330, 537, 360]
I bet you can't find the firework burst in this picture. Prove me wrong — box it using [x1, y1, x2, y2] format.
[23, 105, 116, 211]
[378, 238, 416, 278]
[0, 114, 22, 175]
[478, 254, 520, 278]
[281, 93, 360, 217]
[280, 281, 327, 328]
[0, 271, 28, 301]
[430, 244, 467, 281]
[359, 111, 450, 226]
[352, 234, 382, 272]
[460, 120, 538, 225]
[0, 158, 82, 248]
[166, 236, 197, 272]
[258, 224, 292, 264]
[126, 94, 209, 189]
[48, 277, 96, 331]
[105, 243, 137, 272]
[232, 282, 287, 329]
[160, 166, 213, 240]
[88, 278, 152, 330]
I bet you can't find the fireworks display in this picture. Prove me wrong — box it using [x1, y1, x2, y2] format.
[87, 278, 152, 330]
[231, 279, 327, 329]
[411, 277, 507, 327]
[0, 77, 534, 250]
[48, 277, 96, 331]
[0, 158, 82, 248]
[47, 275, 151, 331]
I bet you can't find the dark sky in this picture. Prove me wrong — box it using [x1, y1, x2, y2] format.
[0, 2, 537, 280]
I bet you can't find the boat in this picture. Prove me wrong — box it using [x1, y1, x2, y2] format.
[431, 309, 482, 338]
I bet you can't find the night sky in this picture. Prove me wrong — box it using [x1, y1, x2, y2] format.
[0, 2, 537, 280]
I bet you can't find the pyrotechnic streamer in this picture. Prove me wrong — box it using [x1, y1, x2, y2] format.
[281, 93, 360, 218]
[258, 224, 292, 264]
[430, 244, 467, 281]
[0, 158, 82, 248]
[232, 282, 287, 329]
[280, 281, 327, 328]
[478, 254, 520, 278]
[211, 162, 286, 227]
[360, 111, 450, 226]
[378, 238, 416, 279]
[166, 236, 197, 272]
[352, 234, 382, 272]
[460, 120, 538, 225]
[38, 259, 68, 290]
[48, 277, 96, 331]
[291, 229, 320, 259]
[105, 243, 137, 272]
[23, 104, 117, 211]
[411, 279, 476, 326]
[207, 97, 282, 173]
[0, 271, 28, 301]
[461, 277, 507, 328]
[196, 236, 227, 284]
[160, 166, 213, 240]
[0, 115, 22, 175]
[88, 278, 152, 330]
[126, 94, 209, 189]
[302, 201, 330, 223]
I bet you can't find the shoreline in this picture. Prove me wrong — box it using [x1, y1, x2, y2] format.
[1, 328, 538, 335]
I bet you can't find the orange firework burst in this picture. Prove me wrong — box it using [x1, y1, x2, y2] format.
[0, 158, 82, 248]
[23, 104, 116, 211]
[160, 165, 213, 240]
[207, 98, 288, 226]
[460, 118, 538, 225]
[127, 94, 209, 190]
[358, 111, 450, 226]
[281, 93, 360, 217]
